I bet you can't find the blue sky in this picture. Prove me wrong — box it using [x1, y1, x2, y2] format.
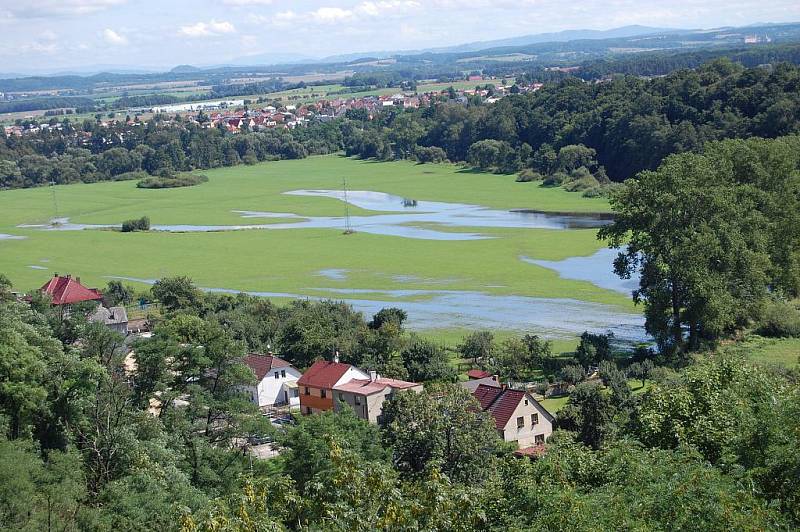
[0, 0, 798, 72]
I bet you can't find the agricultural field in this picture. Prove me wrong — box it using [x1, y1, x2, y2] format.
[0, 155, 641, 343]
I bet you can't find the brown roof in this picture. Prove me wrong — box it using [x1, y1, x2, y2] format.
[473, 384, 503, 411]
[467, 369, 491, 380]
[40, 274, 102, 305]
[243, 354, 293, 381]
[334, 377, 420, 396]
[514, 444, 547, 458]
[296, 360, 354, 389]
[473, 384, 554, 430]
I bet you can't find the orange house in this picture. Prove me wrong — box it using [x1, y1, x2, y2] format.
[297, 360, 369, 415]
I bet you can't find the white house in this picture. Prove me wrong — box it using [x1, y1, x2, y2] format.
[242, 354, 302, 408]
[473, 384, 555, 449]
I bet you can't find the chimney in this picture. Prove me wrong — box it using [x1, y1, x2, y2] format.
[334, 350, 340, 364]
[76, 276, 81, 284]
[369, 370, 378, 382]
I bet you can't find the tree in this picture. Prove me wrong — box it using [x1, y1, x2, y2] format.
[104, 280, 133, 307]
[459, 330, 494, 366]
[400, 335, 455, 382]
[558, 381, 615, 449]
[627, 359, 654, 388]
[381, 383, 501, 483]
[575, 331, 612, 367]
[151, 276, 203, 313]
[559, 364, 585, 386]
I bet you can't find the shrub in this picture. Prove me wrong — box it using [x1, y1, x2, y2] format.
[563, 174, 601, 192]
[756, 299, 800, 337]
[413, 145, 448, 164]
[137, 173, 208, 189]
[542, 172, 568, 186]
[516, 169, 543, 182]
[121, 216, 150, 232]
[112, 170, 149, 182]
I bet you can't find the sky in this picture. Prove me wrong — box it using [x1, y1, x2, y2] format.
[0, 0, 799, 73]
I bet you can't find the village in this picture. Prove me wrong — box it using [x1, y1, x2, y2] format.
[30, 272, 556, 462]
[2, 81, 544, 137]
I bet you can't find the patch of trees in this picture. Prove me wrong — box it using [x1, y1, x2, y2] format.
[601, 135, 800, 352]
[0, 273, 799, 529]
[137, 173, 207, 189]
[120, 216, 150, 232]
[0, 96, 97, 114]
[0, 118, 342, 189]
[344, 58, 800, 181]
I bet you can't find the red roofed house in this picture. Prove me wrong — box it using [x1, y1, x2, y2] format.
[467, 369, 491, 380]
[472, 384, 554, 449]
[297, 359, 369, 415]
[40, 274, 103, 306]
[241, 354, 302, 408]
[333, 371, 422, 424]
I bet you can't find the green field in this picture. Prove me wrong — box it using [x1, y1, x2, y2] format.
[0, 156, 631, 340]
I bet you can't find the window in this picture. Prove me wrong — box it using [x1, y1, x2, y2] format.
[355, 396, 361, 406]
[321, 389, 327, 398]
[517, 416, 524, 429]
[531, 413, 539, 425]
[535, 434, 545, 445]
[524, 399, 529, 406]
[304, 387, 310, 395]
[274, 371, 279, 379]
[281, 370, 286, 378]
[338, 393, 344, 401]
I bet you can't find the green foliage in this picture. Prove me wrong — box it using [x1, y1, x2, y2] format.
[152, 276, 203, 312]
[557, 381, 615, 449]
[121, 215, 150, 232]
[458, 330, 493, 364]
[381, 384, 501, 483]
[137, 173, 208, 189]
[575, 331, 612, 367]
[400, 334, 455, 382]
[756, 299, 800, 338]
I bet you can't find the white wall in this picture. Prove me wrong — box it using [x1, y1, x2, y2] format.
[501, 394, 554, 448]
[253, 366, 302, 407]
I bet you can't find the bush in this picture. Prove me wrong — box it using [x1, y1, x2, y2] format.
[121, 216, 150, 232]
[112, 170, 149, 182]
[516, 169, 543, 182]
[756, 299, 800, 337]
[542, 172, 568, 186]
[413, 145, 448, 164]
[137, 173, 208, 189]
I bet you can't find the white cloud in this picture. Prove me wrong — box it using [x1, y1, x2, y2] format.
[103, 28, 128, 45]
[223, 0, 273, 4]
[1, 0, 126, 18]
[179, 20, 236, 37]
[310, 7, 354, 23]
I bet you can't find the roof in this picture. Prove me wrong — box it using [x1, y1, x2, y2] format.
[514, 444, 548, 458]
[472, 384, 554, 430]
[461, 375, 501, 393]
[467, 369, 491, 380]
[296, 360, 355, 389]
[473, 384, 503, 411]
[243, 354, 294, 381]
[334, 377, 420, 396]
[40, 275, 103, 305]
[89, 305, 128, 325]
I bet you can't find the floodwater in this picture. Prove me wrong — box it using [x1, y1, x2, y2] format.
[0, 233, 26, 240]
[106, 276, 646, 342]
[17, 191, 610, 241]
[521, 248, 640, 296]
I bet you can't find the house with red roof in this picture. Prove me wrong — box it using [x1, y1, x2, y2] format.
[472, 384, 554, 449]
[467, 369, 492, 380]
[333, 371, 422, 424]
[40, 274, 103, 306]
[242, 354, 302, 408]
[297, 359, 369, 415]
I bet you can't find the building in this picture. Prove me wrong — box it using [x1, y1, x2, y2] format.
[461, 373, 501, 393]
[333, 371, 422, 424]
[40, 274, 103, 306]
[89, 305, 129, 335]
[467, 369, 492, 380]
[473, 384, 554, 449]
[297, 360, 369, 415]
[242, 354, 302, 408]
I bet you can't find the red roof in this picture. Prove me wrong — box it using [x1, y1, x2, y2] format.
[467, 369, 491, 380]
[514, 444, 547, 458]
[297, 360, 354, 389]
[473, 384, 543, 430]
[473, 384, 503, 411]
[334, 377, 420, 396]
[40, 275, 102, 306]
[242, 354, 293, 381]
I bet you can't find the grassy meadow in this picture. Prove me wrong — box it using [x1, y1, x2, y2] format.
[0, 155, 630, 341]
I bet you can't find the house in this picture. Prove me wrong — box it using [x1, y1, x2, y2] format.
[296, 359, 369, 415]
[40, 274, 103, 306]
[473, 384, 554, 449]
[242, 354, 302, 408]
[89, 305, 129, 335]
[333, 371, 422, 424]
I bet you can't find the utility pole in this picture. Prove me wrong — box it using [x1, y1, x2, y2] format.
[343, 177, 354, 235]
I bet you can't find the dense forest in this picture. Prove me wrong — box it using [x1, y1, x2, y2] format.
[0, 272, 798, 530]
